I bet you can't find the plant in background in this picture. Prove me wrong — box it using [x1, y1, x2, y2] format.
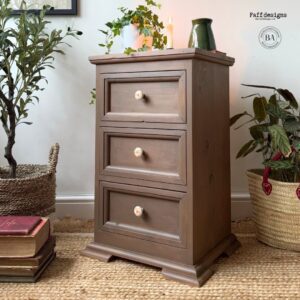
[99, 0, 167, 54]
[230, 84, 300, 182]
[0, 0, 82, 178]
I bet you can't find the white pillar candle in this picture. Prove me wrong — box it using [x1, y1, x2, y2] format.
[166, 17, 174, 49]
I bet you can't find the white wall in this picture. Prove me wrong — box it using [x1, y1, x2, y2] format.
[1, 0, 298, 218]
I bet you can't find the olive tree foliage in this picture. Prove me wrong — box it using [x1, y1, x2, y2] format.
[0, 0, 82, 178]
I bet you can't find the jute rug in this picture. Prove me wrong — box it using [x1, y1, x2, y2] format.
[2, 219, 300, 300]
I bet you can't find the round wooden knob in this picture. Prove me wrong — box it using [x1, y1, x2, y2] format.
[134, 147, 144, 158]
[134, 90, 144, 100]
[134, 206, 144, 217]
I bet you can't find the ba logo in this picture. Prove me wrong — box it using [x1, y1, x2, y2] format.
[259, 26, 282, 49]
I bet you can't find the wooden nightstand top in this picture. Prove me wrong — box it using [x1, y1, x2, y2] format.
[89, 48, 235, 66]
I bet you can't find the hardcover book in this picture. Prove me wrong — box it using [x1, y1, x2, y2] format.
[0, 252, 56, 283]
[0, 236, 55, 269]
[0, 218, 50, 258]
[0, 216, 41, 235]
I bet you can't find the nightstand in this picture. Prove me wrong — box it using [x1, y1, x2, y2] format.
[82, 48, 240, 287]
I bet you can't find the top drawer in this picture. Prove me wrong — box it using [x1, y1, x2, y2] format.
[98, 70, 186, 123]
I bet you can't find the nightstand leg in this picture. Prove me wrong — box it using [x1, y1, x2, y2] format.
[163, 234, 240, 287]
[162, 265, 214, 287]
[81, 242, 114, 263]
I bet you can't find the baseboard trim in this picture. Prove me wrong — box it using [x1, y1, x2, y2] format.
[55, 193, 252, 220]
[231, 193, 252, 221]
[55, 195, 94, 219]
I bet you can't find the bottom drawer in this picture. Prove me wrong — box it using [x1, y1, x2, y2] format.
[99, 182, 187, 248]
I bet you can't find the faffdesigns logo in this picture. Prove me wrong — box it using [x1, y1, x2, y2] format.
[250, 12, 287, 21]
[258, 27, 282, 49]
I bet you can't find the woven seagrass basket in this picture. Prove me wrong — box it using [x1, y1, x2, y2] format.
[247, 169, 300, 251]
[0, 144, 59, 217]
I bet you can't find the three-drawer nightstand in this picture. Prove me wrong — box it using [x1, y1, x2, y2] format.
[82, 48, 240, 287]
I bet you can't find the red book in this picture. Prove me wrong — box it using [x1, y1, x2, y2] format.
[0, 218, 50, 258]
[0, 216, 42, 236]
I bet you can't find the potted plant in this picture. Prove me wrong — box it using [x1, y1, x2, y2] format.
[231, 84, 300, 250]
[99, 0, 167, 54]
[0, 1, 82, 216]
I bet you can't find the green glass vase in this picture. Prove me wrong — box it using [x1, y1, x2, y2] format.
[188, 18, 216, 50]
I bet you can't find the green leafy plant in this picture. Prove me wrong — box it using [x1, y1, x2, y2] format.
[231, 84, 300, 182]
[99, 0, 167, 54]
[0, 0, 82, 178]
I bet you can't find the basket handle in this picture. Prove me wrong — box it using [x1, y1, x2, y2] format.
[48, 143, 60, 174]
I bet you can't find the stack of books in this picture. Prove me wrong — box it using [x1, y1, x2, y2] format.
[0, 216, 55, 283]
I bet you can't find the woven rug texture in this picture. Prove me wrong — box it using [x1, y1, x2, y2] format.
[1, 219, 300, 300]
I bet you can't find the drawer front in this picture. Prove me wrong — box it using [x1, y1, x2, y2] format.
[99, 182, 187, 248]
[99, 71, 186, 123]
[99, 127, 186, 185]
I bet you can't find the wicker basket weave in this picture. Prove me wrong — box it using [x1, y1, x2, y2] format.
[0, 144, 59, 217]
[247, 169, 300, 251]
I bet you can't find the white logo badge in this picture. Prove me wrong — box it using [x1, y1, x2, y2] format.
[259, 26, 282, 49]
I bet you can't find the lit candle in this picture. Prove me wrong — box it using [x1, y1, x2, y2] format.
[166, 17, 174, 49]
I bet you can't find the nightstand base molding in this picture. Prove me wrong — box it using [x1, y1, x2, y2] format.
[81, 233, 240, 287]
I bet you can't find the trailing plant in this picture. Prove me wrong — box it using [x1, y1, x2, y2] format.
[99, 0, 167, 54]
[231, 84, 300, 182]
[0, 0, 82, 178]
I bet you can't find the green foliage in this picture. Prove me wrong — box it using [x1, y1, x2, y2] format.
[236, 140, 257, 159]
[268, 125, 291, 157]
[0, 0, 82, 178]
[99, 0, 167, 54]
[90, 88, 96, 104]
[229, 112, 248, 126]
[253, 97, 267, 122]
[263, 160, 293, 170]
[231, 84, 300, 182]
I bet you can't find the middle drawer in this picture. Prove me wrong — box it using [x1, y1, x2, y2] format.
[99, 127, 187, 185]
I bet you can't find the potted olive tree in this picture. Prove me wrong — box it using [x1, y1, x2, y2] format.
[231, 84, 300, 251]
[0, 0, 81, 216]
